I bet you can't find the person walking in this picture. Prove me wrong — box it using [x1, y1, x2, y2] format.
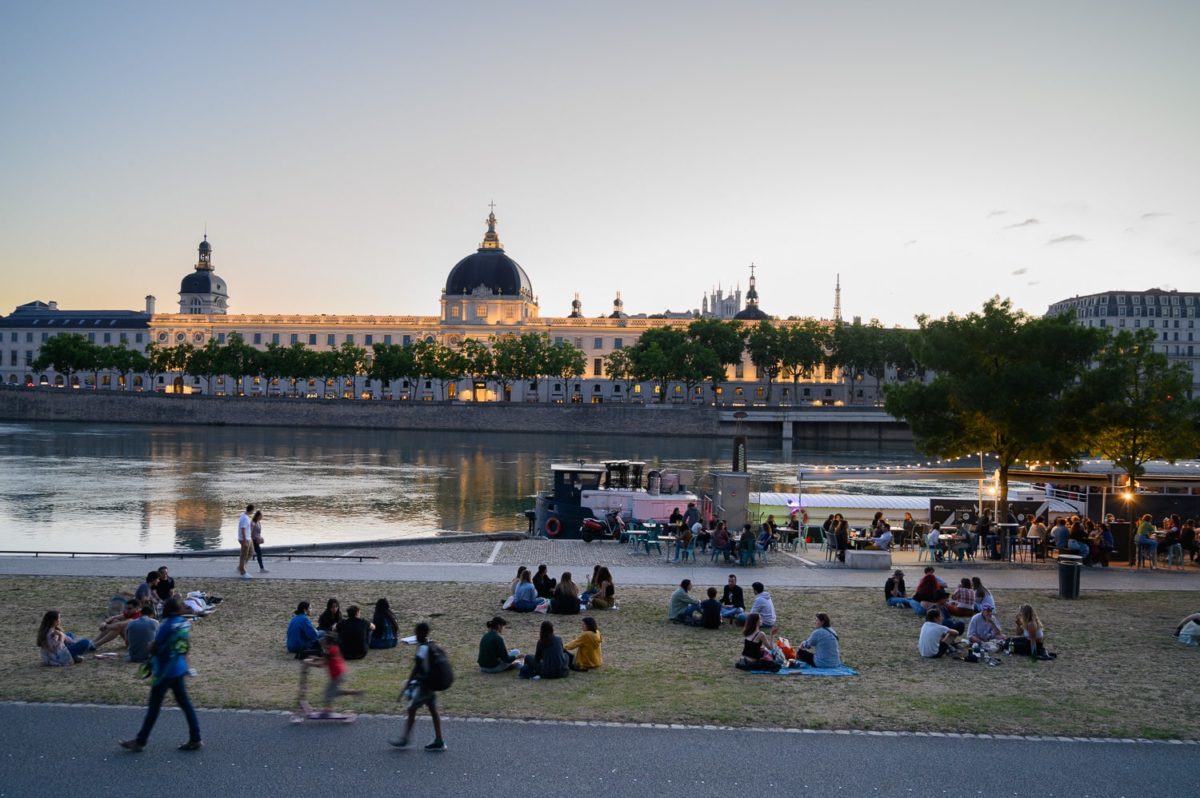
[120, 598, 202, 752]
[236, 503, 255, 578]
[251, 509, 268, 573]
[391, 622, 446, 751]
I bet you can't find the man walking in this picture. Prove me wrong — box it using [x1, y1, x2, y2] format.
[237, 504, 254, 578]
[120, 598, 202, 752]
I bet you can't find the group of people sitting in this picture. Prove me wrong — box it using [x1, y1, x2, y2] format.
[477, 615, 603, 679]
[884, 566, 1053, 661]
[286, 597, 399, 660]
[37, 566, 218, 667]
[503, 564, 617, 614]
[1135, 513, 1197, 568]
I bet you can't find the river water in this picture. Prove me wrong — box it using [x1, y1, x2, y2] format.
[0, 421, 959, 553]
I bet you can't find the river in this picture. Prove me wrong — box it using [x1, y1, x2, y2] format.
[0, 421, 960, 552]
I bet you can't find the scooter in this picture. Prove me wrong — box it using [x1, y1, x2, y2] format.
[581, 509, 626, 543]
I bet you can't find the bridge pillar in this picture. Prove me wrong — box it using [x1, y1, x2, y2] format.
[781, 419, 793, 441]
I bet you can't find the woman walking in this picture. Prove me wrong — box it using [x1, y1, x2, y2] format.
[251, 510, 268, 573]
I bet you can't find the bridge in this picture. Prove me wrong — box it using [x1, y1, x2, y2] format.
[717, 406, 908, 442]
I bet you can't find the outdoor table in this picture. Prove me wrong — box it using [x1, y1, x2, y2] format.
[995, 524, 1020, 561]
[659, 535, 678, 561]
[625, 530, 648, 553]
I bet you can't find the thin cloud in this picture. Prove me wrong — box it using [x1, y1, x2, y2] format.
[1026, 280, 1041, 286]
[1047, 234, 1087, 245]
[987, 210, 1008, 218]
[1004, 218, 1039, 229]
[1141, 212, 1170, 219]
[903, 239, 917, 246]
[1011, 267, 1028, 275]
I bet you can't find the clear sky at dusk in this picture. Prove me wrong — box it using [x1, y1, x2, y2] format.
[2, 1, 1197, 326]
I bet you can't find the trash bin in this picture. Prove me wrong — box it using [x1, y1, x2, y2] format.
[1057, 554, 1082, 599]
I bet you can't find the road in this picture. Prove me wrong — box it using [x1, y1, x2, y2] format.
[0, 703, 1193, 798]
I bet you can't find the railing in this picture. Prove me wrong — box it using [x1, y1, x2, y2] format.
[0, 549, 379, 562]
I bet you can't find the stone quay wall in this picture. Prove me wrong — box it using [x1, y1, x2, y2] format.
[0, 388, 912, 443]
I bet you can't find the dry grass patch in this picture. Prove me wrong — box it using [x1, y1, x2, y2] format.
[1, 576, 1196, 738]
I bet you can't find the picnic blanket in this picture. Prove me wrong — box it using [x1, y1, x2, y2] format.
[751, 663, 859, 677]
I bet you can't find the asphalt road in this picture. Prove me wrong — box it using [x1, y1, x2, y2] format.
[0, 703, 1193, 798]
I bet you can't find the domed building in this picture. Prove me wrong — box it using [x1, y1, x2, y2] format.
[178, 235, 228, 314]
[440, 210, 537, 325]
[732, 263, 770, 321]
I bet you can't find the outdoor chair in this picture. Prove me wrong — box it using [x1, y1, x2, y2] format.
[917, 537, 930, 563]
[644, 528, 662, 556]
[1167, 543, 1184, 567]
[676, 540, 696, 562]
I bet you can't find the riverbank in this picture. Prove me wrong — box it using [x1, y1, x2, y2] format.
[4, 574, 1196, 738]
[0, 386, 913, 443]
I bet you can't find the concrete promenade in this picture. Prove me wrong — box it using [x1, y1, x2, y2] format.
[2, 703, 1195, 798]
[1, 537, 1195, 591]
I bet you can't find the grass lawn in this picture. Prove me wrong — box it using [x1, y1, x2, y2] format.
[2, 575, 1196, 738]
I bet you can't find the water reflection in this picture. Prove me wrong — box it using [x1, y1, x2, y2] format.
[0, 422, 922, 553]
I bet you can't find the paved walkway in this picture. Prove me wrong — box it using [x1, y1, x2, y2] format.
[1, 537, 1196, 591]
[1, 703, 1194, 798]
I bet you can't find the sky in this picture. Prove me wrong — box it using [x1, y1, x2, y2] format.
[1, 1, 1198, 327]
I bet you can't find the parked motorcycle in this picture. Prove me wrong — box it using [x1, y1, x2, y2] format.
[581, 510, 626, 543]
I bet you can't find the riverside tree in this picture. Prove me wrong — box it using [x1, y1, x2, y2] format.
[1081, 328, 1200, 486]
[884, 297, 1105, 518]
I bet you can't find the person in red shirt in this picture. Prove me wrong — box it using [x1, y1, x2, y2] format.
[305, 633, 362, 717]
[93, 598, 142, 650]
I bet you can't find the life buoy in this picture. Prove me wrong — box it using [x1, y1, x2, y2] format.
[545, 517, 562, 537]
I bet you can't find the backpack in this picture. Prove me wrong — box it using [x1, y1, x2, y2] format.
[423, 642, 454, 691]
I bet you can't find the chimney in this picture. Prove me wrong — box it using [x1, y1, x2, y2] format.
[145, 295, 156, 315]
[48, 301, 58, 311]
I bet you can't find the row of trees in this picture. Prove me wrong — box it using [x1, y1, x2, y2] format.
[884, 297, 1200, 515]
[31, 319, 915, 403]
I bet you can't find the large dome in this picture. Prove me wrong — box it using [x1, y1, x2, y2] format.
[180, 271, 226, 295]
[444, 248, 532, 297]
[733, 305, 769, 321]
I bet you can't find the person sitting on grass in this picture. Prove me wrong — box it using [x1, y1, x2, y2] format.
[966, 606, 1005, 646]
[884, 569, 908, 607]
[789, 613, 842, 669]
[532, 564, 557, 599]
[125, 602, 160, 663]
[511, 570, 549, 613]
[668, 579, 700, 624]
[947, 578, 976, 616]
[971, 577, 996, 613]
[303, 632, 364, 717]
[910, 567, 947, 616]
[287, 601, 323, 659]
[370, 598, 399, 649]
[734, 612, 780, 672]
[698, 587, 723, 629]
[735, 582, 776, 630]
[316, 598, 342, 633]
[37, 610, 93, 666]
[550, 571, 581, 615]
[519, 621, 570, 680]
[722, 574, 745, 623]
[134, 571, 162, 615]
[337, 605, 373, 661]
[563, 617, 603, 671]
[587, 567, 617, 610]
[918, 608, 959, 658]
[477, 616, 521, 673]
[93, 598, 141, 651]
[1014, 604, 1052, 660]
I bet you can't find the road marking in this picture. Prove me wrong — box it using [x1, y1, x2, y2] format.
[4, 701, 1195, 745]
[485, 542, 503, 564]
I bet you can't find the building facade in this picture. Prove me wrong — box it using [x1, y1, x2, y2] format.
[1047, 289, 1200, 393]
[2, 211, 900, 405]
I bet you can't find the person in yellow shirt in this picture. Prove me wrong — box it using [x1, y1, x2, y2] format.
[563, 617, 603, 671]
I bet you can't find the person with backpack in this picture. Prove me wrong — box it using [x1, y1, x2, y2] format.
[391, 622, 448, 751]
[119, 598, 202, 752]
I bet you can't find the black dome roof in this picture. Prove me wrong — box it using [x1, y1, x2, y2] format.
[445, 248, 532, 297]
[733, 305, 770, 321]
[180, 271, 226, 295]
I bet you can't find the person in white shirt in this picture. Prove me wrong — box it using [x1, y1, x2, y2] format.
[918, 609, 958, 657]
[236, 504, 255, 578]
[869, 528, 893, 552]
[967, 607, 1005, 645]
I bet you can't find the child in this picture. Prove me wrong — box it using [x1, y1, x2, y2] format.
[391, 622, 446, 750]
[304, 632, 362, 717]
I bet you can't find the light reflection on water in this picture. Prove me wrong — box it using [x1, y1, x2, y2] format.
[0, 421, 973, 553]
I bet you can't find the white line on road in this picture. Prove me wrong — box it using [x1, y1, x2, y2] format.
[485, 542, 503, 564]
